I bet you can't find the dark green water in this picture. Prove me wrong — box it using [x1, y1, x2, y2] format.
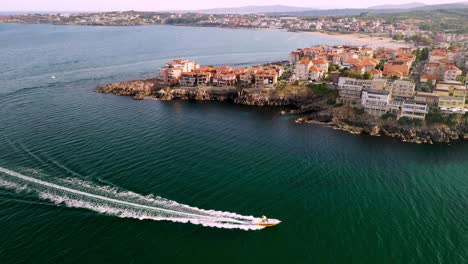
[0, 24, 466, 263]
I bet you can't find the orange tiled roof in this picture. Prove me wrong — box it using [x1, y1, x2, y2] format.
[421, 74, 437, 80]
[309, 66, 320, 72]
[344, 58, 362, 64]
[313, 58, 328, 64]
[181, 72, 197, 76]
[298, 59, 312, 65]
[389, 70, 403, 77]
[445, 65, 461, 71]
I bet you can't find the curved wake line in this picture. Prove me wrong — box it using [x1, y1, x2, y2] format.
[0, 167, 264, 230]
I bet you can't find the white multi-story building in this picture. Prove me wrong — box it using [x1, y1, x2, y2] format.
[361, 89, 391, 116]
[443, 65, 462, 82]
[159, 59, 200, 85]
[400, 101, 428, 120]
[294, 59, 313, 81]
[337, 77, 371, 103]
[390, 80, 415, 98]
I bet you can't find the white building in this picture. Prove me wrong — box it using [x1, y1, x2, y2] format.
[390, 80, 415, 98]
[443, 65, 462, 82]
[295, 59, 313, 81]
[400, 101, 428, 120]
[337, 77, 371, 103]
[361, 89, 391, 116]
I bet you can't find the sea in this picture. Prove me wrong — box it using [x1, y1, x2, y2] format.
[0, 24, 466, 263]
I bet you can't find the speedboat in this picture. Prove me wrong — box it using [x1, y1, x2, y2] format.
[253, 218, 281, 227]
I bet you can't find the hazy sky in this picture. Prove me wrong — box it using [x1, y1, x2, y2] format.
[0, 0, 459, 11]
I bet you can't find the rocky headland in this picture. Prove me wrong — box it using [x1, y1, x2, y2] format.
[297, 106, 468, 144]
[96, 79, 468, 144]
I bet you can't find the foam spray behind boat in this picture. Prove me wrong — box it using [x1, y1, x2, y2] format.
[0, 166, 281, 230]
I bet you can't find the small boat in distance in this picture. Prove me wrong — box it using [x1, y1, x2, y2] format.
[253, 216, 281, 227]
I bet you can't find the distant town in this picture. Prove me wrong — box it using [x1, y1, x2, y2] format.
[1, 8, 468, 47]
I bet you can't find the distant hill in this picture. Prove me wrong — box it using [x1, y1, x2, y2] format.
[195, 5, 316, 14]
[267, 2, 468, 16]
[369, 2, 427, 10]
[408, 2, 468, 10]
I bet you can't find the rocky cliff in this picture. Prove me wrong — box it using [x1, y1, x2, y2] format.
[96, 79, 158, 99]
[96, 80, 468, 144]
[297, 107, 468, 144]
[96, 81, 312, 107]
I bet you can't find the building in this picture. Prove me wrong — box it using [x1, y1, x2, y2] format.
[361, 89, 391, 116]
[371, 69, 383, 79]
[289, 51, 304, 65]
[342, 58, 362, 68]
[196, 72, 212, 85]
[337, 77, 372, 103]
[255, 71, 278, 88]
[390, 80, 415, 98]
[433, 86, 450, 97]
[214, 73, 236, 87]
[435, 82, 465, 96]
[414, 92, 439, 106]
[159, 59, 200, 85]
[400, 101, 428, 120]
[239, 74, 253, 87]
[388, 97, 405, 114]
[308, 66, 321, 81]
[179, 72, 197, 87]
[295, 59, 313, 81]
[438, 96, 465, 109]
[443, 65, 462, 82]
[383, 61, 410, 77]
[312, 58, 329, 73]
[159, 67, 182, 85]
[370, 79, 387, 90]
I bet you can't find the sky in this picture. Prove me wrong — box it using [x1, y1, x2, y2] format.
[0, 0, 461, 12]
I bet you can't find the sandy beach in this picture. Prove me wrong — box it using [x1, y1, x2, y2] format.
[306, 31, 413, 49]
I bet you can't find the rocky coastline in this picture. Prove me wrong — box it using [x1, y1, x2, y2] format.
[297, 107, 468, 144]
[96, 79, 468, 144]
[96, 79, 318, 107]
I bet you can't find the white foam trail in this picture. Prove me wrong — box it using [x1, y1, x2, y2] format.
[0, 167, 264, 230]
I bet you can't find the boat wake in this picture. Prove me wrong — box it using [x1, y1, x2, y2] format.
[0, 167, 264, 230]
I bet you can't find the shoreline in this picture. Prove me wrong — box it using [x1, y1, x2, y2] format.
[305, 31, 413, 49]
[1, 22, 412, 49]
[96, 80, 468, 145]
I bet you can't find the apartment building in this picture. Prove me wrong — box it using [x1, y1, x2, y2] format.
[414, 92, 439, 106]
[159, 59, 200, 85]
[255, 71, 278, 89]
[361, 89, 391, 116]
[214, 73, 237, 87]
[390, 80, 415, 98]
[295, 59, 313, 81]
[400, 101, 428, 120]
[179, 72, 197, 87]
[443, 65, 462, 82]
[438, 96, 466, 109]
[239, 74, 253, 87]
[337, 77, 371, 103]
[308, 66, 321, 81]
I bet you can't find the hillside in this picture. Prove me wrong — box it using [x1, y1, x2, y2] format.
[195, 5, 316, 14]
[268, 2, 468, 16]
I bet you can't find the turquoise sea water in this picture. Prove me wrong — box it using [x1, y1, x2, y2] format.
[0, 24, 467, 263]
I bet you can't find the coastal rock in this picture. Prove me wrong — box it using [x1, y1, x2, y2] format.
[300, 107, 468, 144]
[96, 79, 157, 98]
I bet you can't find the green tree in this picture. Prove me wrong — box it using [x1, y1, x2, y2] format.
[363, 71, 373, 80]
[421, 48, 429, 61]
[375, 60, 386, 71]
